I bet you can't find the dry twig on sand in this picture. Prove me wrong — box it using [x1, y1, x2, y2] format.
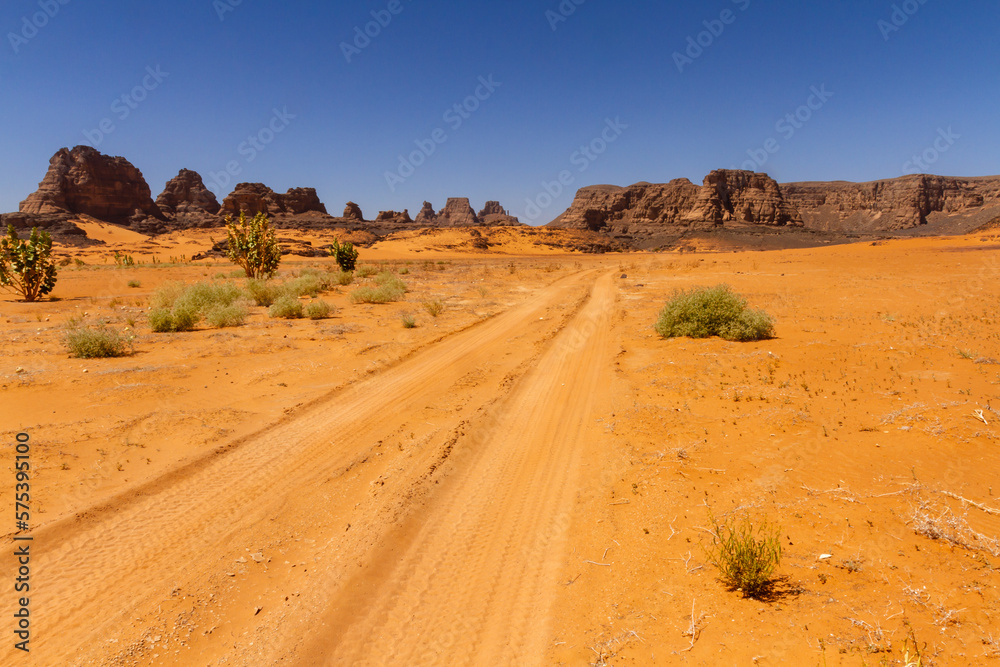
[679, 599, 707, 652]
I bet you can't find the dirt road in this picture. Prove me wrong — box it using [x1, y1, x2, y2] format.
[2, 268, 618, 665]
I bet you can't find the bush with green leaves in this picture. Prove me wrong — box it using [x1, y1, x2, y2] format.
[350, 272, 408, 304]
[305, 300, 333, 320]
[224, 211, 281, 279]
[149, 281, 249, 332]
[703, 510, 782, 599]
[64, 320, 134, 358]
[245, 278, 283, 307]
[330, 238, 359, 272]
[269, 295, 303, 319]
[0, 225, 58, 302]
[654, 285, 774, 342]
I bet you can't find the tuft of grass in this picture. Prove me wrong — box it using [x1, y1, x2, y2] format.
[150, 280, 248, 332]
[127, 279, 141, 288]
[284, 274, 329, 298]
[269, 295, 303, 319]
[350, 272, 408, 304]
[654, 284, 774, 342]
[423, 299, 444, 317]
[64, 321, 134, 358]
[703, 510, 782, 599]
[401, 314, 416, 328]
[333, 270, 354, 286]
[246, 278, 284, 307]
[305, 300, 333, 320]
[355, 265, 377, 278]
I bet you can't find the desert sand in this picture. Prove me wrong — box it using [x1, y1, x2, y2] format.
[1, 226, 999, 666]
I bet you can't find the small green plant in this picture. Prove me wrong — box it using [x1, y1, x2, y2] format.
[305, 300, 333, 320]
[423, 300, 444, 317]
[64, 320, 134, 358]
[269, 295, 303, 319]
[0, 225, 58, 302]
[333, 270, 354, 286]
[224, 211, 282, 279]
[113, 251, 135, 267]
[73, 257, 87, 267]
[330, 238, 359, 272]
[127, 279, 141, 288]
[956, 348, 977, 360]
[350, 272, 407, 304]
[655, 285, 774, 342]
[246, 278, 283, 306]
[284, 274, 328, 298]
[204, 303, 249, 328]
[355, 265, 377, 279]
[401, 314, 416, 328]
[703, 510, 782, 599]
[149, 281, 248, 332]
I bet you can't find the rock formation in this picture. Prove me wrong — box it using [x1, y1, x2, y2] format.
[375, 210, 412, 224]
[19, 146, 164, 226]
[477, 201, 521, 226]
[414, 202, 437, 225]
[548, 178, 705, 234]
[155, 169, 221, 227]
[219, 184, 328, 218]
[688, 170, 802, 226]
[343, 202, 364, 221]
[781, 175, 1000, 231]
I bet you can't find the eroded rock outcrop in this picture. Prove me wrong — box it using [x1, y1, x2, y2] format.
[477, 201, 521, 226]
[343, 202, 364, 221]
[375, 210, 412, 224]
[19, 146, 164, 226]
[219, 184, 328, 218]
[414, 202, 437, 225]
[155, 169, 221, 227]
[434, 198, 480, 227]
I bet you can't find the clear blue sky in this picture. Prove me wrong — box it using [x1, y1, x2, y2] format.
[1, 0, 997, 224]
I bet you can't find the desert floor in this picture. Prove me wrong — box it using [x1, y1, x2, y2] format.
[1, 225, 999, 666]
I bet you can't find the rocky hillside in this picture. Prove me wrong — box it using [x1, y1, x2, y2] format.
[549, 169, 1000, 238]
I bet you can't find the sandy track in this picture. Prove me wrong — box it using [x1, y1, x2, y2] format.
[293, 271, 616, 666]
[1, 268, 616, 665]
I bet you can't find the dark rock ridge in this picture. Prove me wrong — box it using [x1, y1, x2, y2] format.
[155, 169, 221, 228]
[477, 201, 521, 226]
[410, 198, 520, 227]
[219, 183, 328, 218]
[549, 169, 1000, 235]
[375, 210, 412, 224]
[20, 146, 164, 226]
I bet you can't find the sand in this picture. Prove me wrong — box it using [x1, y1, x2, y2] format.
[1, 227, 998, 665]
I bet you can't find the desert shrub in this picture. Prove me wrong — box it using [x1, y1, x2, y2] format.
[150, 281, 248, 331]
[355, 265, 377, 279]
[305, 300, 333, 320]
[64, 321, 134, 358]
[269, 295, 303, 319]
[330, 238, 359, 272]
[113, 251, 135, 267]
[224, 211, 281, 279]
[423, 300, 444, 317]
[127, 279, 141, 288]
[654, 285, 774, 342]
[205, 303, 249, 328]
[246, 278, 284, 306]
[0, 225, 58, 302]
[350, 273, 407, 304]
[401, 314, 416, 328]
[284, 274, 328, 297]
[703, 510, 782, 599]
[333, 270, 354, 286]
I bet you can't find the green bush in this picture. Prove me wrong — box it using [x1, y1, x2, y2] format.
[150, 281, 248, 332]
[330, 238, 359, 272]
[333, 270, 354, 286]
[703, 511, 782, 599]
[423, 300, 444, 317]
[224, 211, 281, 279]
[269, 295, 303, 319]
[0, 225, 58, 302]
[654, 285, 774, 342]
[285, 274, 328, 298]
[355, 265, 377, 279]
[127, 279, 141, 288]
[64, 321, 134, 358]
[401, 314, 416, 328]
[305, 300, 333, 320]
[246, 278, 284, 307]
[350, 273, 408, 304]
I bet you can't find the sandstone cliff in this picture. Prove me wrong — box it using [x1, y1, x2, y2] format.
[219, 183, 328, 218]
[155, 169, 221, 228]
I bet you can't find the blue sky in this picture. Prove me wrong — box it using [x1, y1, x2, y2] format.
[1, 0, 997, 224]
